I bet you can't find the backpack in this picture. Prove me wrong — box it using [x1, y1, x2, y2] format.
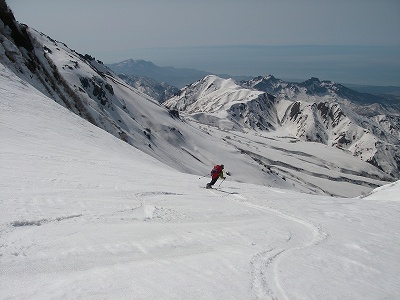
[211, 165, 222, 178]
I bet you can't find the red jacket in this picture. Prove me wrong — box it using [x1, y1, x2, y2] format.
[211, 165, 224, 179]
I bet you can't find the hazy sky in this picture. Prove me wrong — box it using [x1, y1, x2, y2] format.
[6, 0, 400, 85]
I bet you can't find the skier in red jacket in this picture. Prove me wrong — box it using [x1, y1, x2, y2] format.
[206, 164, 225, 189]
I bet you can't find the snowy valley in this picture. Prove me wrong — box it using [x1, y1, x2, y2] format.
[1, 2, 400, 299]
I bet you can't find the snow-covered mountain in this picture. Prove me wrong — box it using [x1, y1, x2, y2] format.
[166, 75, 280, 131]
[166, 75, 400, 178]
[244, 76, 400, 176]
[242, 75, 400, 115]
[0, 2, 395, 197]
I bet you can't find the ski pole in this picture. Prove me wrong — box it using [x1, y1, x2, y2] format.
[218, 178, 226, 187]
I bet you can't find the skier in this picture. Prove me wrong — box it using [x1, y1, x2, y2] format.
[206, 164, 226, 189]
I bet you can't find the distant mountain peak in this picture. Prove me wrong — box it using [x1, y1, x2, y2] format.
[116, 59, 156, 69]
[305, 77, 321, 83]
[265, 74, 277, 80]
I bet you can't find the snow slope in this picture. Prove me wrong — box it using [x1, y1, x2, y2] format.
[1, 63, 399, 299]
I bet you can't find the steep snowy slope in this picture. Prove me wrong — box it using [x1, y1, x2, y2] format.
[0, 12, 270, 182]
[1, 61, 399, 300]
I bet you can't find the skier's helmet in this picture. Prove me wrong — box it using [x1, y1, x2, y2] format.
[221, 164, 224, 169]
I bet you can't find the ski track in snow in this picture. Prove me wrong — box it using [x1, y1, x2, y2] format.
[211, 188, 329, 300]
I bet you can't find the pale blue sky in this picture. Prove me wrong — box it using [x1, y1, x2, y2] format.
[6, 0, 400, 85]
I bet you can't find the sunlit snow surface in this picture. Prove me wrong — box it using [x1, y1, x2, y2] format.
[1, 64, 399, 299]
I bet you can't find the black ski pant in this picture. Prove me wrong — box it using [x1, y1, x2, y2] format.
[208, 177, 218, 186]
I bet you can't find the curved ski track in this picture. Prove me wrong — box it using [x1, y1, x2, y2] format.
[216, 190, 329, 300]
